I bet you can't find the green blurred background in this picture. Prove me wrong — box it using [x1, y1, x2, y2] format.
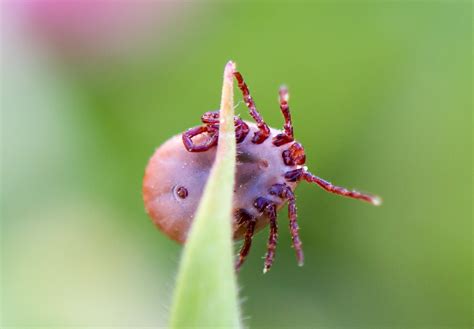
[2, 1, 471, 328]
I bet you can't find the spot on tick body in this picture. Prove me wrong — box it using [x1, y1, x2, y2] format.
[258, 159, 269, 169]
[176, 186, 188, 199]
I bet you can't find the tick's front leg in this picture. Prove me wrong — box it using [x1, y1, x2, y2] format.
[233, 71, 270, 144]
[273, 86, 295, 146]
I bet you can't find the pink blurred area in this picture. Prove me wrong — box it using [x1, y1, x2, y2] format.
[5, 0, 194, 61]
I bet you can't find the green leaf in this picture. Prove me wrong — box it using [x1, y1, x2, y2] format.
[169, 61, 242, 328]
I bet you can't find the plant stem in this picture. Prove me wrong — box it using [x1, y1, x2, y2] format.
[169, 61, 242, 328]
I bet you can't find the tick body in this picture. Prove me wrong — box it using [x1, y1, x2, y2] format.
[143, 68, 381, 273]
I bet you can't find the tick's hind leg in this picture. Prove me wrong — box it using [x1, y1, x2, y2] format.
[201, 111, 220, 125]
[236, 216, 257, 271]
[273, 86, 295, 146]
[233, 71, 270, 144]
[201, 110, 250, 144]
[235, 117, 250, 143]
[182, 126, 218, 152]
[269, 184, 304, 266]
[183, 110, 250, 152]
[264, 204, 278, 273]
[287, 191, 303, 266]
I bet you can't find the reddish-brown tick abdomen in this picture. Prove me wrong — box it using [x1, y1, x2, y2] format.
[143, 122, 298, 243]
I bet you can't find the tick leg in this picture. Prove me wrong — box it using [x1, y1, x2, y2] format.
[236, 217, 257, 271]
[279, 86, 294, 138]
[233, 71, 270, 144]
[285, 168, 382, 206]
[287, 189, 304, 266]
[302, 171, 382, 206]
[235, 117, 250, 143]
[269, 184, 304, 266]
[263, 204, 278, 273]
[201, 111, 220, 125]
[273, 86, 295, 146]
[202, 111, 249, 144]
[182, 126, 218, 152]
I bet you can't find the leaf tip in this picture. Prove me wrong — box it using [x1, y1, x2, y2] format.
[225, 60, 236, 77]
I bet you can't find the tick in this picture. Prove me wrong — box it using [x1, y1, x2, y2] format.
[143, 67, 381, 273]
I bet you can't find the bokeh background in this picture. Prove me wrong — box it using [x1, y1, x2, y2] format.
[1, 1, 471, 328]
